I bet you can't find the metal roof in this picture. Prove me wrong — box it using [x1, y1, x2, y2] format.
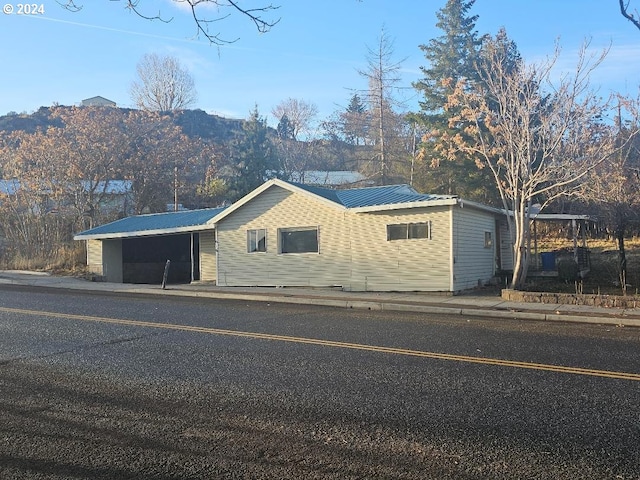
[74, 180, 495, 241]
[292, 182, 456, 208]
[74, 207, 226, 240]
[288, 170, 369, 186]
[1, 179, 132, 195]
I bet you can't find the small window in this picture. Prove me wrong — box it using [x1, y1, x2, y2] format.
[247, 229, 267, 253]
[409, 222, 430, 239]
[387, 224, 408, 241]
[280, 227, 319, 254]
[387, 222, 431, 241]
[484, 231, 493, 248]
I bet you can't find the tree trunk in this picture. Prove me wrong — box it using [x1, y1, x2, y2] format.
[509, 204, 531, 290]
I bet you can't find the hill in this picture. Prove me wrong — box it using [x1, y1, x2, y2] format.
[0, 106, 245, 144]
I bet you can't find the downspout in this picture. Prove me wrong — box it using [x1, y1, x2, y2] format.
[214, 225, 220, 286]
[449, 204, 455, 292]
[190, 232, 194, 283]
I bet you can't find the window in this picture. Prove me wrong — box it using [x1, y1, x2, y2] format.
[409, 222, 430, 239]
[247, 229, 267, 253]
[387, 224, 408, 241]
[387, 222, 431, 241]
[279, 227, 319, 254]
[484, 231, 493, 248]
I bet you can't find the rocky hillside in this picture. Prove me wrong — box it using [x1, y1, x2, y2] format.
[0, 106, 246, 143]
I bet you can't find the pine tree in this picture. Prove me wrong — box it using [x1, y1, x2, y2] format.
[276, 114, 295, 140]
[412, 0, 497, 203]
[228, 106, 279, 200]
[341, 94, 369, 146]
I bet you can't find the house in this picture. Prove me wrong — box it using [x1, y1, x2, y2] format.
[212, 179, 505, 292]
[73, 207, 225, 284]
[75, 179, 509, 291]
[81, 96, 116, 107]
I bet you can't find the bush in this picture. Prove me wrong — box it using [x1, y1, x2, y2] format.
[557, 258, 579, 282]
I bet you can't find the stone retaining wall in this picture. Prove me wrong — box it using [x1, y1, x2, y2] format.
[501, 289, 640, 309]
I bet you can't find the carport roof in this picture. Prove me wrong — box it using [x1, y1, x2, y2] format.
[74, 207, 226, 240]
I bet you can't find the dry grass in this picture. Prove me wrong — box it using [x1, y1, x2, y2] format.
[0, 244, 87, 276]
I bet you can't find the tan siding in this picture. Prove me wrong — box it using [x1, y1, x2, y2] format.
[86, 240, 103, 275]
[199, 230, 216, 282]
[216, 186, 492, 292]
[349, 207, 451, 291]
[217, 186, 352, 287]
[452, 207, 496, 291]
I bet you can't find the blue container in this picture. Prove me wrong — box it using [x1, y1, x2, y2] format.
[540, 252, 556, 271]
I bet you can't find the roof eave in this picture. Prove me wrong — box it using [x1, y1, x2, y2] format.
[73, 223, 217, 241]
[457, 199, 507, 216]
[351, 198, 459, 213]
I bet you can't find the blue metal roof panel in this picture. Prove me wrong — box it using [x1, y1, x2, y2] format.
[77, 207, 225, 237]
[293, 182, 455, 208]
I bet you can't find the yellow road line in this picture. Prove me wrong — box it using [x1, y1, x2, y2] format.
[2, 306, 639, 381]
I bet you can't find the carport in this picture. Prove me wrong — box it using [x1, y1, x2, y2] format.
[122, 233, 199, 284]
[74, 208, 225, 284]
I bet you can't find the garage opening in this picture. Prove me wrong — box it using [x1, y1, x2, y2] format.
[122, 233, 200, 284]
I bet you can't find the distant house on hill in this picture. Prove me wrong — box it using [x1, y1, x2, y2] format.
[81, 96, 116, 107]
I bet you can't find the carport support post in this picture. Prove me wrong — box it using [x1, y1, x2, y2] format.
[162, 259, 171, 289]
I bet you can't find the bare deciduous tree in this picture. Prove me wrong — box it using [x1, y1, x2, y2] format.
[271, 98, 318, 141]
[578, 95, 640, 294]
[130, 53, 198, 112]
[59, 0, 280, 45]
[358, 27, 407, 185]
[438, 40, 620, 289]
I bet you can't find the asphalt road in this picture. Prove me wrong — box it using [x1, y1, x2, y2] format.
[1, 285, 640, 479]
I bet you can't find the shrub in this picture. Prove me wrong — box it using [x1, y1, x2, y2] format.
[557, 258, 579, 282]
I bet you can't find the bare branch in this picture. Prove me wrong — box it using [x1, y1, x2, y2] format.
[58, 0, 280, 45]
[619, 0, 640, 31]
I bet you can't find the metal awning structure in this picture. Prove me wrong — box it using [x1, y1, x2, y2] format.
[528, 212, 597, 277]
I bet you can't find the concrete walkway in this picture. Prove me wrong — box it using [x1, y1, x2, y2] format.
[1, 270, 639, 328]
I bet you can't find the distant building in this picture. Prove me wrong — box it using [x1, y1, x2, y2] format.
[288, 170, 370, 187]
[81, 96, 116, 107]
[265, 171, 372, 188]
[0, 178, 133, 216]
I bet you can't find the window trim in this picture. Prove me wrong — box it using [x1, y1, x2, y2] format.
[278, 226, 320, 254]
[247, 228, 267, 253]
[484, 231, 493, 249]
[386, 221, 432, 241]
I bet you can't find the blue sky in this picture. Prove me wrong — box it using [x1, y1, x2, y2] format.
[1, 0, 639, 128]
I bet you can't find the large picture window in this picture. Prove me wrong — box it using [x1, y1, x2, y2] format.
[247, 229, 267, 253]
[387, 222, 431, 241]
[279, 227, 319, 254]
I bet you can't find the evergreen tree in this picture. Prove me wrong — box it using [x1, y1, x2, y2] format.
[228, 107, 279, 200]
[341, 93, 369, 145]
[412, 0, 497, 203]
[276, 113, 295, 140]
